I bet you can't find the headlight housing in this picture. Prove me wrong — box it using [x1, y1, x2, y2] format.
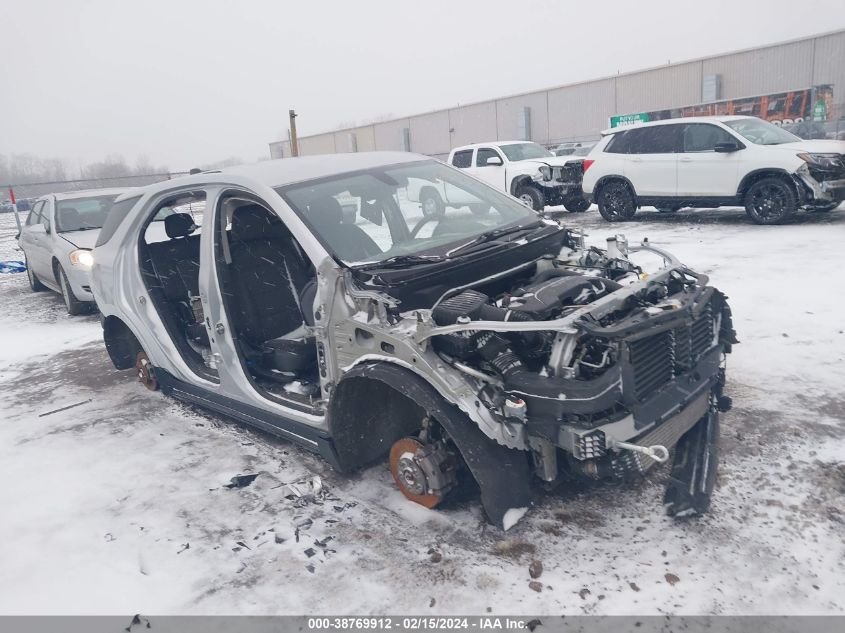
[537, 165, 552, 181]
[797, 152, 843, 169]
[69, 249, 94, 269]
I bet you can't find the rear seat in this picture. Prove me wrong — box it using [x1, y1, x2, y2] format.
[144, 213, 206, 344]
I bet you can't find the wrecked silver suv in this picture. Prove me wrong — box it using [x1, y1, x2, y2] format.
[90, 152, 737, 529]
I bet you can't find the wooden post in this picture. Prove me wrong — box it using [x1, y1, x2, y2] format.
[289, 109, 299, 157]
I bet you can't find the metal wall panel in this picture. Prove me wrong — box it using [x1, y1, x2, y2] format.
[448, 102, 498, 147]
[333, 125, 376, 153]
[497, 91, 549, 141]
[373, 118, 412, 152]
[702, 40, 814, 99]
[615, 61, 702, 114]
[409, 110, 451, 155]
[269, 141, 288, 159]
[812, 31, 845, 101]
[547, 78, 616, 142]
[298, 133, 336, 155]
[277, 30, 845, 157]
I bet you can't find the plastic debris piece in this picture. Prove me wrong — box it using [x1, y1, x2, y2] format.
[224, 474, 259, 488]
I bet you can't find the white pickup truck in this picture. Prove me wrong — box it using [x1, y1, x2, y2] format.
[431, 141, 589, 213]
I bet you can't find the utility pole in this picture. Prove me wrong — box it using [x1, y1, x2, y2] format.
[289, 109, 299, 157]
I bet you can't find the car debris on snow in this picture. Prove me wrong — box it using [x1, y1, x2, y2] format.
[224, 473, 259, 489]
[37, 399, 92, 417]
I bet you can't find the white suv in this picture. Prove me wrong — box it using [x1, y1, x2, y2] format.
[581, 115, 845, 224]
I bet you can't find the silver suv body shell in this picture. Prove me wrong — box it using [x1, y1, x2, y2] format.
[91, 153, 735, 528]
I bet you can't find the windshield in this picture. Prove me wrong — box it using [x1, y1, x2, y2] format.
[276, 160, 539, 265]
[724, 118, 801, 145]
[55, 195, 119, 232]
[499, 143, 553, 161]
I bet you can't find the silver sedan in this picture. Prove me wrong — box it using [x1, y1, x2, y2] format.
[17, 188, 129, 314]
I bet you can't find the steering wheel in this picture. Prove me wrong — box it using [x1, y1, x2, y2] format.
[410, 214, 440, 239]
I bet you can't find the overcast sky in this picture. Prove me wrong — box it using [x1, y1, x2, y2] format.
[1, 0, 843, 170]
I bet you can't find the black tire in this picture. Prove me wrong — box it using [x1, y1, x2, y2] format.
[743, 177, 797, 225]
[563, 196, 591, 213]
[807, 201, 840, 213]
[58, 265, 88, 316]
[596, 180, 637, 221]
[656, 205, 682, 213]
[420, 189, 445, 218]
[515, 186, 544, 211]
[25, 255, 47, 292]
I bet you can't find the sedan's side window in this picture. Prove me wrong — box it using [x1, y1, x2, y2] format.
[26, 201, 44, 226]
[451, 150, 473, 169]
[682, 124, 736, 152]
[476, 148, 501, 167]
[38, 202, 52, 230]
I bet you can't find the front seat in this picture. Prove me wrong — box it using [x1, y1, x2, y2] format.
[228, 204, 316, 375]
[307, 196, 382, 261]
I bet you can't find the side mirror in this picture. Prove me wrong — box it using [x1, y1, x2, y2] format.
[714, 142, 741, 153]
[485, 156, 503, 166]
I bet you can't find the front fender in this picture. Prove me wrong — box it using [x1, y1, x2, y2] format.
[328, 362, 533, 529]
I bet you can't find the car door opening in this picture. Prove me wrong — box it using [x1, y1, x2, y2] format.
[215, 196, 320, 405]
[139, 191, 217, 381]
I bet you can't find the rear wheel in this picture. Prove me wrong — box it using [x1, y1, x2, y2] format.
[25, 256, 46, 291]
[744, 177, 797, 225]
[58, 266, 88, 315]
[596, 180, 637, 221]
[135, 350, 159, 391]
[420, 190, 445, 218]
[515, 186, 544, 211]
[563, 196, 591, 213]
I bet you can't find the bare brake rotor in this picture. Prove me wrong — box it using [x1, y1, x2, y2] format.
[135, 351, 158, 391]
[389, 437, 458, 509]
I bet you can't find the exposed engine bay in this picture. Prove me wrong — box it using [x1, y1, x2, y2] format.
[392, 232, 739, 520]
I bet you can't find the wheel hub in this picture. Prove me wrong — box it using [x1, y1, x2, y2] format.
[135, 351, 158, 391]
[389, 437, 456, 509]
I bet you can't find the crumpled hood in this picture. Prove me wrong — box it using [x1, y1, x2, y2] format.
[518, 156, 583, 169]
[58, 229, 100, 250]
[769, 139, 845, 154]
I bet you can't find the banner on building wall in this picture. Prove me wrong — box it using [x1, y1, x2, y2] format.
[610, 84, 835, 128]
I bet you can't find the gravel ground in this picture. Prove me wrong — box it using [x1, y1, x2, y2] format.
[0, 206, 843, 616]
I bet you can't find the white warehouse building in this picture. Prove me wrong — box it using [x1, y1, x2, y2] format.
[269, 29, 845, 160]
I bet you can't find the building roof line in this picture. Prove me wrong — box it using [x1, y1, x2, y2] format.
[271, 27, 845, 145]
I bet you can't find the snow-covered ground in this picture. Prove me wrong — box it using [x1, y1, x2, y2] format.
[0, 206, 843, 616]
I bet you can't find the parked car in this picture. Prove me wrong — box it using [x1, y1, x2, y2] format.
[552, 142, 595, 157]
[17, 188, 129, 314]
[91, 153, 736, 528]
[582, 115, 845, 224]
[441, 141, 590, 212]
[782, 120, 828, 140]
[783, 118, 845, 141]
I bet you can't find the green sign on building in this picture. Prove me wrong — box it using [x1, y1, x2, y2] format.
[812, 99, 827, 122]
[610, 112, 650, 128]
